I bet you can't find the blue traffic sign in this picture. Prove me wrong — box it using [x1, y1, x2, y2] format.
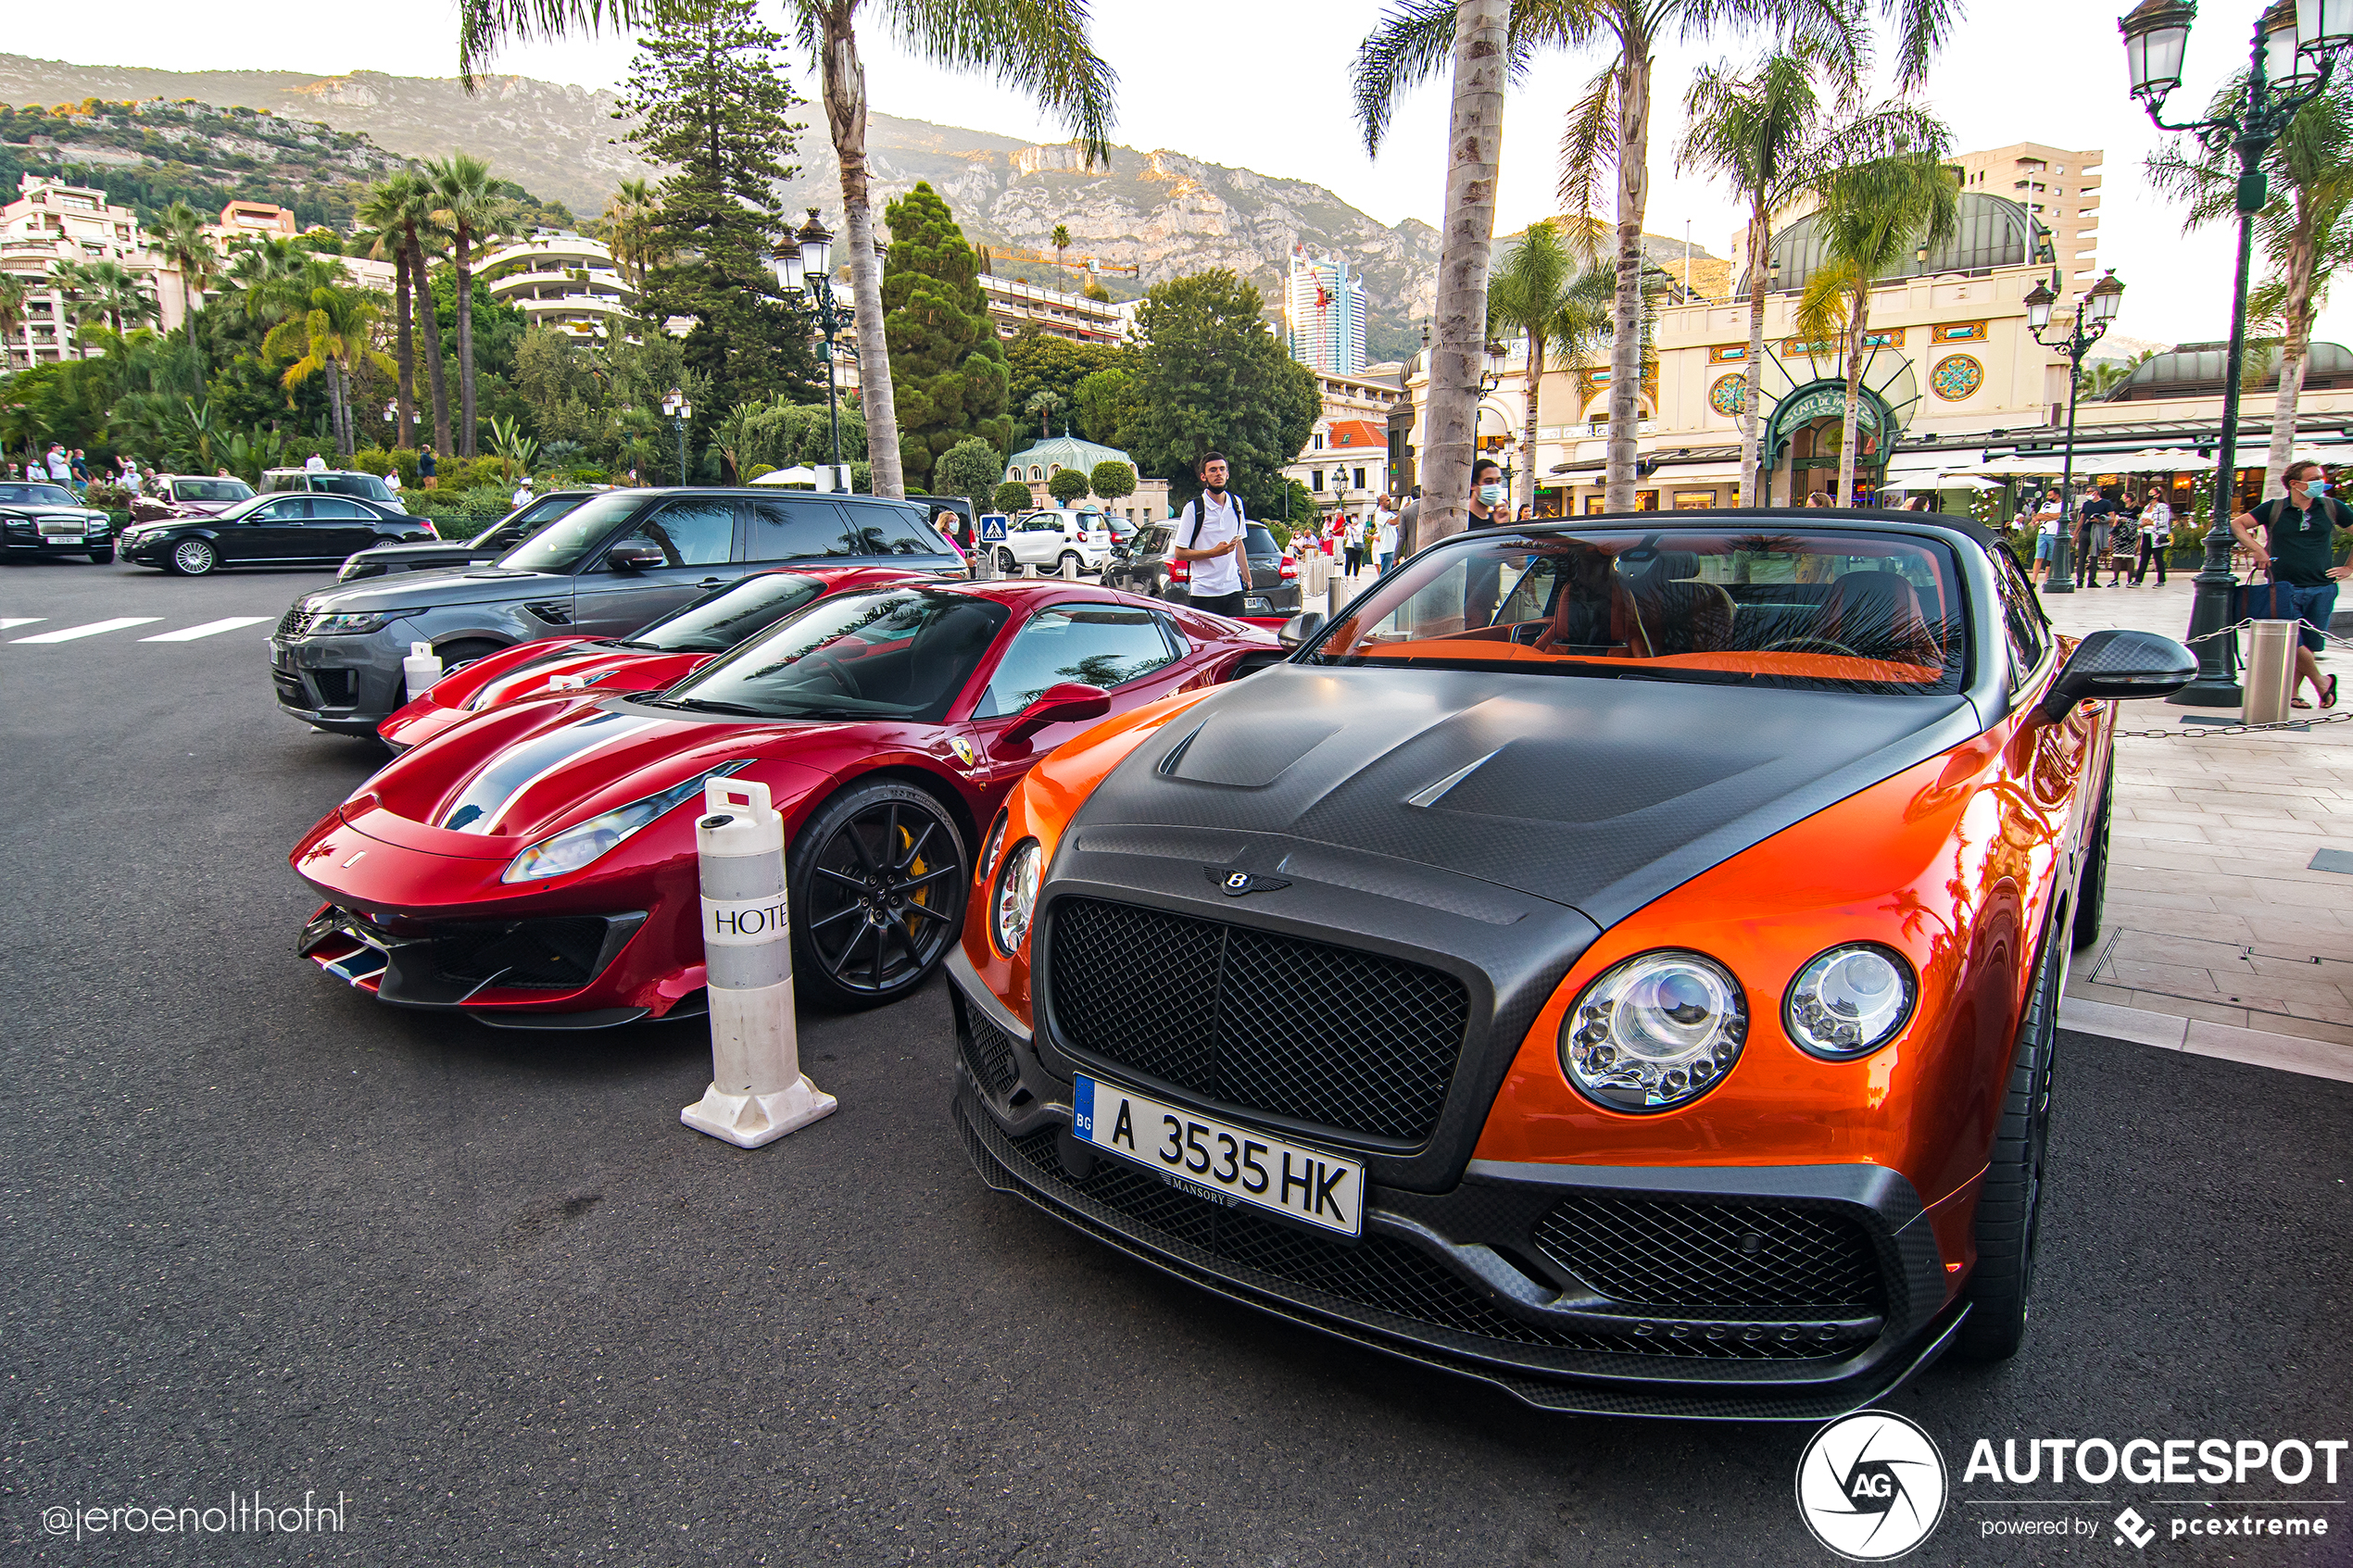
[978, 513, 1009, 543]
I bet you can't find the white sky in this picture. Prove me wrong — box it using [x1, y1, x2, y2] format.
[74, 0, 2348, 348]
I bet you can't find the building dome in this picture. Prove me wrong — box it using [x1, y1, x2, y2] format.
[1760, 194, 2040, 295]
[2098, 341, 2353, 401]
[1005, 433, 1135, 474]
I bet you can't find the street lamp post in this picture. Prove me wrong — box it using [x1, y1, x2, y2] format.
[2118, 0, 2353, 702]
[661, 387, 692, 484]
[2023, 270, 2127, 596]
[780, 209, 852, 490]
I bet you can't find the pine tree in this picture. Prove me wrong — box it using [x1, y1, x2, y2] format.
[881, 182, 1013, 491]
[616, 0, 819, 412]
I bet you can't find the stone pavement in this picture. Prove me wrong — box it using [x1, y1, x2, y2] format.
[2037, 573, 2353, 1080]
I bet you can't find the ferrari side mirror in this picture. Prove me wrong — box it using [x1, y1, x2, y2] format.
[2039, 628, 2196, 722]
[1001, 681, 1111, 745]
[1277, 611, 1326, 650]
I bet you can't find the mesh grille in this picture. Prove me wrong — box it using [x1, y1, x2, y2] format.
[960, 1005, 1020, 1100]
[1000, 1128, 1846, 1361]
[434, 916, 616, 987]
[277, 607, 316, 638]
[1533, 1197, 1883, 1311]
[1047, 898, 1469, 1143]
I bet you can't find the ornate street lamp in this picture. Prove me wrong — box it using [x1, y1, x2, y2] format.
[2025, 270, 2127, 596]
[2119, 0, 2353, 700]
[778, 208, 854, 491]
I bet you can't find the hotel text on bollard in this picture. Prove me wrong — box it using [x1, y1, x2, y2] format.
[402, 641, 442, 700]
[680, 777, 838, 1148]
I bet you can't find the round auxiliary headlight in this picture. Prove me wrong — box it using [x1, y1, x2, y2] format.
[1559, 950, 1747, 1112]
[991, 838, 1041, 955]
[1784, 944, 1918, 1060]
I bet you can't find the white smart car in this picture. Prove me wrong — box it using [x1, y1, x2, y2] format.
[992, 508, 1113, 575]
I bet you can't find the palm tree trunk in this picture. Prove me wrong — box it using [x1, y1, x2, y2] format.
[1519, 332, 1544, 512]
[2263, 228, 2316, 499]
[1838, 286, 1867, 504]
[821, 4, 903, 499]
[454, 227, 477, 458]
[392, 246, 415, 450]
[1420, 0, 1509, 545]
[1740, 208, 1768, 507]
[408, 230, 452, 457]
[1603, 48, 1653, 512]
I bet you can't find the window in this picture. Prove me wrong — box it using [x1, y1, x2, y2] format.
[627, 573, 824, 653]
[309, 498, 373, 520]
[749, 498, 849, 558]
[1312, 433, 1325, 450]
[1354, 468, 1366, 490]
[839, 502, 955, 557]
[1028, 466, 1042, 481]
[1311, 470, 1324, 492]
[1992, 547, 2050, 695]
[976, 605, 1177, 716]
[616, 497, 735, 566]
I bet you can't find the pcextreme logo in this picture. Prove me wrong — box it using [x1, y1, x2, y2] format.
[1796, 1410, 1950, 1561]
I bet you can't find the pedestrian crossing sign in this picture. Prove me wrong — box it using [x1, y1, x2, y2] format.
[979, 513, 1008, 543]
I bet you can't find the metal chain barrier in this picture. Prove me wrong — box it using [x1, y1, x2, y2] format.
[2091, 616, 2351, 736]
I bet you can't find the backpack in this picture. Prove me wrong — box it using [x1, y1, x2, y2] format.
[1182, 489, 1246, 549]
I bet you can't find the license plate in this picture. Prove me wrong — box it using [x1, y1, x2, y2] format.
[1243, 596, 1269, 611]
[1073, 1073, 1363, 1236]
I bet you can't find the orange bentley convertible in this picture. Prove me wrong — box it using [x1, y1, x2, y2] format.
[945, 509, 2196, 1420]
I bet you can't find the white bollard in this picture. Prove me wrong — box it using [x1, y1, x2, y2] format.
[680, 778, 837, 1148]
[402, 640, 442, 699]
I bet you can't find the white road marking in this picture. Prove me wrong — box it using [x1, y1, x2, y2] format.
[11, 617, 162, 644]
[0, 618, 44, 631]
[139, 616, 272, 642]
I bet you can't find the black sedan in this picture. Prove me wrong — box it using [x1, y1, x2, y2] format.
[0, 482, 115, 564]
[335, 491, 597, 583]
[1102, 518, 1302, 620]
[119, 493, 434, 576]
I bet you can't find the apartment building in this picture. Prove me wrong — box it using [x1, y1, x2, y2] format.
[1953, 143, 2102, 292]
[0, 174, 158, 365]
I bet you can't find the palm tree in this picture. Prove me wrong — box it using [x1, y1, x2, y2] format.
[55, 258, 158, 342]
[2150, 79, 2353, 498]
[154, 201, 221, 363]
[263, 285, 396, 459]
[600, 177, 665, 298]
[1358, 0, 1951, 512]
[382, 180, 455, 458]
[428, 152, 505, 458]
[1484, 220, 1612, 510]
[1026, 388, 1067, 438]
[0, 275, 26, 372]
[1792, 151, 1959, 504]
[456, 0, 1118, 502]
[357, 176, 422, 449]
[1051, 222, 1072, 270]
[1675, 44, 1941, 505]
[1355, 0, 1508, 542]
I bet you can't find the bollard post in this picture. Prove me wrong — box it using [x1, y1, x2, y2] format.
[2242, 621, 2299, 724]
[681, 778, 837, 1148]
[402, 640, 442, 700]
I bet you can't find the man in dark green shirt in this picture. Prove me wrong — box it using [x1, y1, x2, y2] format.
[2231, 459, 2350, 708]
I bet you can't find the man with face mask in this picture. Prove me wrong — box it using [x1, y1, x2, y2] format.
[1173, 450, 1252, 618]
[1465, 458, 1511, 624]
[2232, 459, 2350, 708]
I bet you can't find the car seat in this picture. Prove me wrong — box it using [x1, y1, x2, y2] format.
[1620, 549, 1735, 655]
[1823, 570, 1943, 666]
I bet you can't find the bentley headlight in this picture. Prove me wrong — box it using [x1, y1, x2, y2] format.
[1560, 950, 1747, 1111]
[1784, 944, 1917, 1060]
[991, 838, 1041, 954]
[501, 761, 749, 884]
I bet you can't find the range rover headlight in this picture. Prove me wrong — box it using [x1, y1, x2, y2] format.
[1559, 950, 1747, 1112]
[1784, 944, 1917, 1060]
[991, 838, 1041, 955]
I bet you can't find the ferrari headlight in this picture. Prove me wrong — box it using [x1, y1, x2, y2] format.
[501, 760, 749, 884]
[1560, 950, 1747, 1112]
[1784, 944, 1917, 1060]
[991, 838, 1041, 954]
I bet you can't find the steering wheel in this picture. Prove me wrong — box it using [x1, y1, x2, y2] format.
[799, 649, 864, 698]
[1762, 635, 1861, 658]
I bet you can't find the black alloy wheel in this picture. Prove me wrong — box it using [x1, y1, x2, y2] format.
[1957, 917, 2064, 1361]
[996, 546, 1019, 575]
[170, 537, 220, 576]
[434, 639, 503, 671]
[2070, 765, 2113, 951]
[787, 780, 968, 1010]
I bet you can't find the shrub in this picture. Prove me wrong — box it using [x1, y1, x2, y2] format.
[1047, 468, 1091, 506]
[82, 482, 131, 509]
[348, 446, 396, 477]
[433, 512, 499, 541]
[1088, 459, 1136, 502]
[567, 467, 609, 485]
[992, 480, 1033, 514]
[745, 462, 776, 482]
[461, 486, 513, 521]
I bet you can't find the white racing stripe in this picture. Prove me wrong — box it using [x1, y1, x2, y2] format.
[0, 618, 43, 631]
[12, 618, 161, 644]
[139, 616, 272, 642]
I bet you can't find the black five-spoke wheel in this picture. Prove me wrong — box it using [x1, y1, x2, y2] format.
[787, 780, 967, 1010]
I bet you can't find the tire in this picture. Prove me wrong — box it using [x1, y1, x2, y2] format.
[2071, 765, 2112, 951]
[1957, 919, 2064, 1361]
[1057, 550, 1082, 578]
[89, 548, 114, 564]
[434, 639, 502, 671]
[996, 547, 1018, 574]
[786, 779, 968, 1011]
[170, 537, 220, 576]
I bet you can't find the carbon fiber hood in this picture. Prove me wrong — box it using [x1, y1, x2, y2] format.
[1066, 663, 1984, 928]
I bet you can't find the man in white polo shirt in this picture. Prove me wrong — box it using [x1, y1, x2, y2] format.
[1173, 450, 1252, 618]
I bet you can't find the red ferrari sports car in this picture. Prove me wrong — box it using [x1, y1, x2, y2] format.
[293, 580, 1281, 1023]
[376, 565, 922, 753]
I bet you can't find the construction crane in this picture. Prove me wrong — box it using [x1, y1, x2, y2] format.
[976, 244, 1139, 278]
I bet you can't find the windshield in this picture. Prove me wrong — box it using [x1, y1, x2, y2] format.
[0, 483, 79, 507]
[495, 493, 648, 573]
[1244, 524, 1280, 556]
[170, 478, 252, 502]
[654, 587, 1009, 721]
[624, 573, 824, 653]
[1309, 526, 1967, 696]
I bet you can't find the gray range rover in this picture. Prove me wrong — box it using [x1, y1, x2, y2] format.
[271, 486, 963, 734]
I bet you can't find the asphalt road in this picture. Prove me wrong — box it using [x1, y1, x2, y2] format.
[3, 556, 2347, 1567]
